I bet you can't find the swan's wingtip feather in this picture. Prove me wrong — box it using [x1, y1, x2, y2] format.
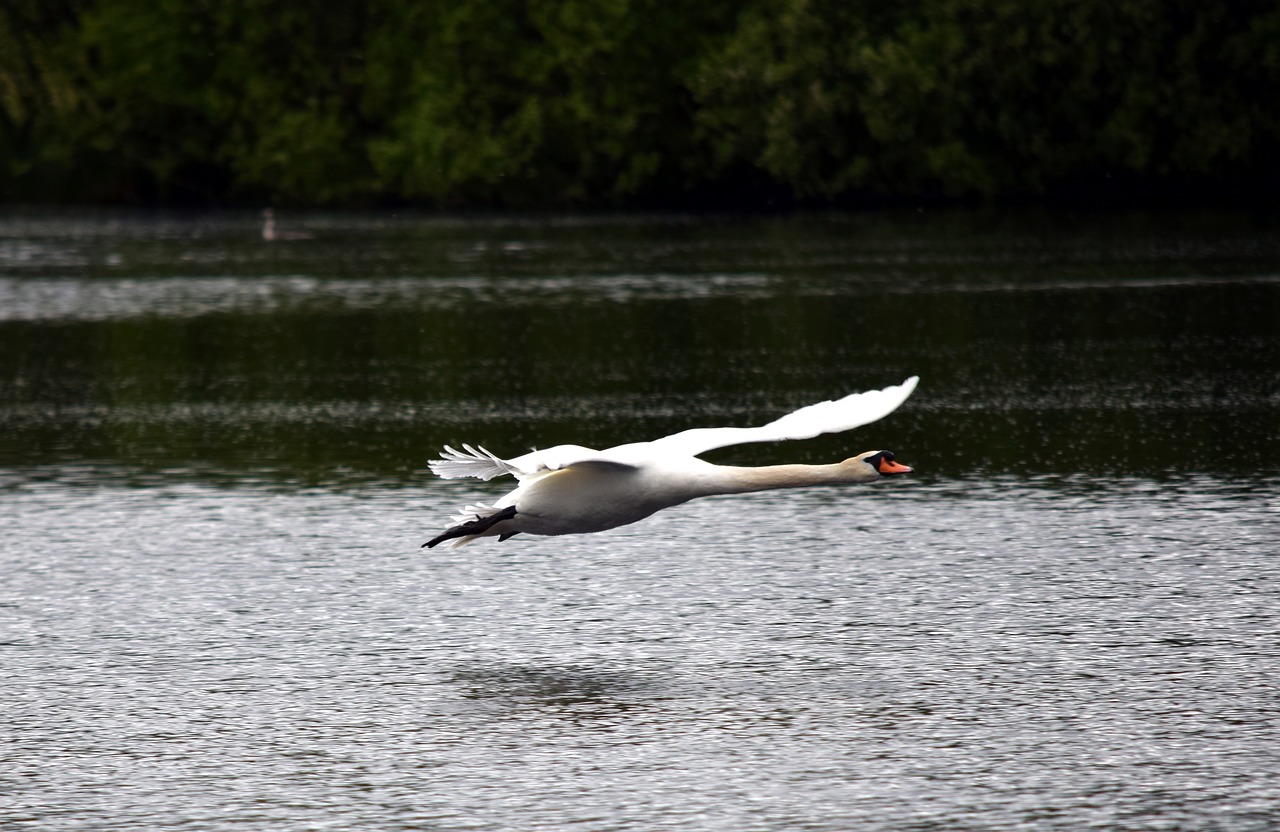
[884, 374, 919, 403]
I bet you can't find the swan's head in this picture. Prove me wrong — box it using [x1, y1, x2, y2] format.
[848, 450, 913, 480]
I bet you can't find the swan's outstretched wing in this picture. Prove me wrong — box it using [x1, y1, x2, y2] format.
[644, 376, 919, 458]
[429, 376, 918, 478]
[428, 443, 637, 481]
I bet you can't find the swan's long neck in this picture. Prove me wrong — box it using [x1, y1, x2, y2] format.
[704, 463, 872, 495]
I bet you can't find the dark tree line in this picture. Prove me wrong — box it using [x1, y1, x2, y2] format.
[3, 0, 1278, 207]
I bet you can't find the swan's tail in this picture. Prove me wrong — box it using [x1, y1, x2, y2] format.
[428, 444, 521, 481]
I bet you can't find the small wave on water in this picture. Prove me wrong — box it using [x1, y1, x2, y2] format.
[0, 273, 782, 322]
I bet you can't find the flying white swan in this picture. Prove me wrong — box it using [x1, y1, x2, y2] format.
[423, 376, 919, 548]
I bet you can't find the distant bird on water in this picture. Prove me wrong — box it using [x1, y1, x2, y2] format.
[423, 376, 919, 548]
[261, 208, 312, 241]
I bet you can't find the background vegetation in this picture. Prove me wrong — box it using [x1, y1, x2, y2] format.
[4, 0, 1279, 207]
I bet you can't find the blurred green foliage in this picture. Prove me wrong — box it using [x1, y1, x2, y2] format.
[3, 0, 1278, 206]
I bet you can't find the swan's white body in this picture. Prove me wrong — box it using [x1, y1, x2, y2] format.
[425, 376, 919, 547]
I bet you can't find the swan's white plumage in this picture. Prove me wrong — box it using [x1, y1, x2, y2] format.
[431, 443, 527, 481]
[429, 376, 918, 483]
[642, 374, 919, 458]
[425, 376, 919, 547]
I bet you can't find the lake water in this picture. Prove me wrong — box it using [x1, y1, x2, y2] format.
[2, 209, 1279, 830]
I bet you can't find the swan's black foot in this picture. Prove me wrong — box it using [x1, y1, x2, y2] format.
[423, 505, 518, 548]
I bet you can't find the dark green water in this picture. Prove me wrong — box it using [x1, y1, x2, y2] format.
[2, 209, 1279, 831]
[2, 209, 1277, 483]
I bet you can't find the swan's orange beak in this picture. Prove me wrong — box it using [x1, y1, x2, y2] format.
[878, 457, 913, 475]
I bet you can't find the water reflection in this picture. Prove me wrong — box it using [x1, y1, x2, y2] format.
[450, 663, 662, 723]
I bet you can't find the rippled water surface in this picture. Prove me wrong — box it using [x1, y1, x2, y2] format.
[2, 209, 1279, 830]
